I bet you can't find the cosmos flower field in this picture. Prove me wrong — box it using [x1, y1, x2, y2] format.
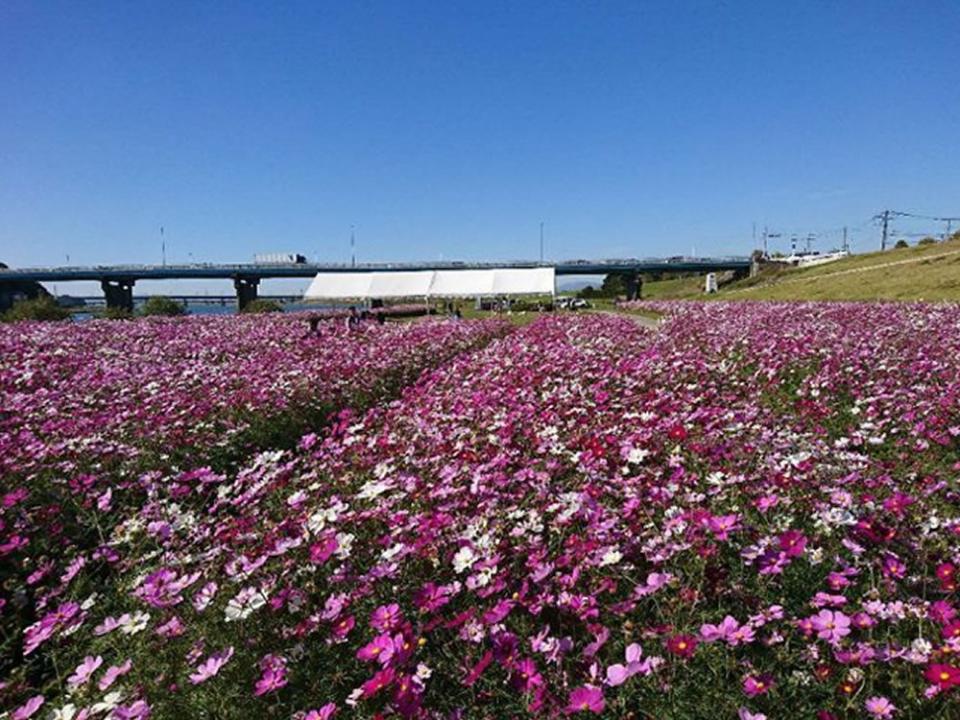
[3, 304, 960, 720]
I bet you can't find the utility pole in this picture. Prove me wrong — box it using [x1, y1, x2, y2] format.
[350, 225, 356, 268]
[940, 217, 959, 242]
[539, 221, 544, 264]
[842, 226, 848, 253]
[161, 226, 166, 266]
[878, 210, 891, 251]
[762, 226, 767, 256]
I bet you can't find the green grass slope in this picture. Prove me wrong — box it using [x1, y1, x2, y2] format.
[642, 239, 960, 301]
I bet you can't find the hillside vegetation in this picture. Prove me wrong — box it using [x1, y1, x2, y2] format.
[642, 237, 960, 301]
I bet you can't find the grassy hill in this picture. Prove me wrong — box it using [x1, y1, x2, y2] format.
[642, 238, 960, 301]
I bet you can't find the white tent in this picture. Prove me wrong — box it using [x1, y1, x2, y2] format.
[303, 273, 372, 300]
[367, 271, 434, 298]
[491, 268, 555, 295]
[428, 270, 495, 297]
[303, 267, 555, 301]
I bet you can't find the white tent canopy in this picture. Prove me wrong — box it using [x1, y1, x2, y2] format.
[368, 271, 434, 299]
[428, 270, 494, 297]
[303, 268, 555, 301]
[303, 273, 373, 300]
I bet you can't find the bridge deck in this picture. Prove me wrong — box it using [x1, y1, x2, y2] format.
[0, 258, 751, 283]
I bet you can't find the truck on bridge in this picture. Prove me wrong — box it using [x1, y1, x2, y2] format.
[253, 253, 307, 265]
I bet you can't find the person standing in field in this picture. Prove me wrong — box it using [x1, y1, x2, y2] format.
[346, 306, 360, 331]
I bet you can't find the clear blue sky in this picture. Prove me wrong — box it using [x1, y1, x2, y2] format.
[2, 1, 958, 293]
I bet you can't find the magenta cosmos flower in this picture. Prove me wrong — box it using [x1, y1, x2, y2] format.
[665, 634, 698, 658]
[865, 696, 896, 718]
[809, 609, 851, 644]
[189, 647, 234, 684]
[742, 674, 775, 697]
[566, 685, 605, 714]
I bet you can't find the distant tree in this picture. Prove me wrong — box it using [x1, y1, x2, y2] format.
[98, 306, 134, 320]
[894, 239, 909, 249]
[918, 237, 938, 246]
[952, 229, 960, 242]
[2, 296, 71, 322]
[141, 296, 186, 317]
[599, 274, 627, 297]
[241, 299, 283, 314]
[579, 286, 597, 299]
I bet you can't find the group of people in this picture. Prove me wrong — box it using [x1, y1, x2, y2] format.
[303, 306, 385, 337]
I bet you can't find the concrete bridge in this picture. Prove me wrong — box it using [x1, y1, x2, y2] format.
[0, 257, 753, 311]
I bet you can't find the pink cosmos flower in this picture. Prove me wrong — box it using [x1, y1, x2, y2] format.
[701, 616, 739, 643]
[925, 663, 960, 690]
[67, 655, 103, 687]
[189, 647, 234, 684]
[309, 535, 338, 565]
[665, 634, 698, 658]
[330, 614, 355, 642]
[864, 695, 897, 720]
[356, 632, 395, 665]
[565, 685, 605, 714]
[98, 658, 133, 691]
[738, 710, 767, 720]
[865, 696, 896, 718]
[370, 603, 403, 632]
[809, 609, 851, 644]
[742, 674, 774, 697]
[11, 696, 44, 720]
[304, 704, 338, 720]
[254, 654, 288, 696]
[361, 667, 395, 698]
[113, 700, 151, 720]
[512, 657, 544, 693]
[930, 600, 957, 625]
[706, 514, 741, 540]
[778, 529, 807, 557]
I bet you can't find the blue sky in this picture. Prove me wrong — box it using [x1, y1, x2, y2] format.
[2, 1, 958, 293]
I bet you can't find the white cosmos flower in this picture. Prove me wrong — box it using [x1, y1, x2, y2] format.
[120, 611, 150, 635]
[52, 704, 78, 720]
[224, 587, 267, 622]
[452, 546, 476, 574]
[599, 548, 622, 566]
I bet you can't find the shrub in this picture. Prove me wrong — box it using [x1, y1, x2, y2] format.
[894, 239, 909, 249]
[241, 299, 283, 314]
[918, 236, 938, 246]
[141, 295, 186, 316]
[98, 306, 134, 320]
[2, 296, 71, 322]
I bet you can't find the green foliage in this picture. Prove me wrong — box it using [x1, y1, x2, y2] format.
[98, 306, 134, 320]
[894, 239, 909, 249]
[240, 299, 283, 314]
[918, 236, 938, 246]
[2, 295, 71, 322]
[579, 274, 628, 299]
[141, 296, 187, 317]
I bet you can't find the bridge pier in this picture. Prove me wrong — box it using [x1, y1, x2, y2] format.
[234, 277, 260, 311]
[101, 279, 135, 312]
[623, 272, 643, 301]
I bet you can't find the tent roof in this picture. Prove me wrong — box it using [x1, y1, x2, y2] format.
[303, 273, 372, 299]
[303, 267, 555, 301]
[429, 270, 495, 297]
[368, 271, 434, 298]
